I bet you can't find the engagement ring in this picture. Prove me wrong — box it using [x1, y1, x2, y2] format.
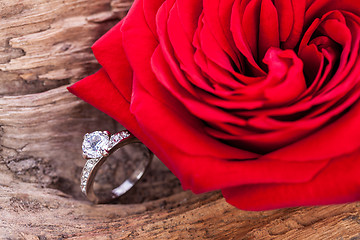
[80, 130, 153, 203]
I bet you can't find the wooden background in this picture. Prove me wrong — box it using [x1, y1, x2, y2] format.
[0, 0, 359, 239]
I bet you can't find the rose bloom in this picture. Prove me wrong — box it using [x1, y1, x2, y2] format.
[69, 0, 360, 210]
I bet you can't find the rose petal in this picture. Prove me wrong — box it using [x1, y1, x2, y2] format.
[204, 0, 242, 71]
[68, 69, 137, 133]
[283, 0, 306, 49]
[142, 0, 165, 37]
[132, 61, 259, 159]
[91, 21, 132, 102]
[222, 148, 360, 210]
[151, 45, 249, 126]
[197, 16, 244, 88]
[298, 43, 323, 84]
[305, 0, 360, 26]
[262, 48, 306, 106]
[167, 1, 204, 95]
[122, 0, 183, 114]
[264, 98, 360, 161]
[176, 0, 202, 41]
[231, 0, 264, 75]
[274, 0, 293, 42]
[242, 0, 261, 61]
[258, 0, 280, 61]
[129, 78, 331, 193]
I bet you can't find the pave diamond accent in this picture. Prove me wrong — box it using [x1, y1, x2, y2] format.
[80, 159, 99, 193]
[107, 130, 131, 150]
[82, 131, 110, 159]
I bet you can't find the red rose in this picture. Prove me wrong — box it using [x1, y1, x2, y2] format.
[69, 0, 360, 210]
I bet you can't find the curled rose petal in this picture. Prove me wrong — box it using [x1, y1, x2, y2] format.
[69, 0, 360, 210]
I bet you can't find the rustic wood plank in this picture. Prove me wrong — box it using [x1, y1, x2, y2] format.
[0, 0, 132, 96]
[1, 167, 359, 240]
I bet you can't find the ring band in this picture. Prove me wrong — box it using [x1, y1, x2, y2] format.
[80, 130, 153, 204]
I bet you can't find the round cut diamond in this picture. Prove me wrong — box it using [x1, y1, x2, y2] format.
[82, 131, 109, 159]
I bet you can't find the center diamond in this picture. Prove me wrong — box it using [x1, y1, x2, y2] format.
[82, 131, 110, 159]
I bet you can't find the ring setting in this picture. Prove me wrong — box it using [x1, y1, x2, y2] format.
[80, 130, 152, 203]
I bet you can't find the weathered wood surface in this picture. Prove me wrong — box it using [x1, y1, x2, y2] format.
[0, 0, 360, 239]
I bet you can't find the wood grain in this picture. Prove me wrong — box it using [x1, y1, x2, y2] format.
[0, 0, 359, 239]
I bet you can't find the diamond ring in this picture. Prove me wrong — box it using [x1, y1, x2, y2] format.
[80, 130, 153, 203]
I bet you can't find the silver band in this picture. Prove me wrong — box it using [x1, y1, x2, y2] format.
[80, 130, 153, 204]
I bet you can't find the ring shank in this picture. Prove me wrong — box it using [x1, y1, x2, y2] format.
[83, 134, 153, 204]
